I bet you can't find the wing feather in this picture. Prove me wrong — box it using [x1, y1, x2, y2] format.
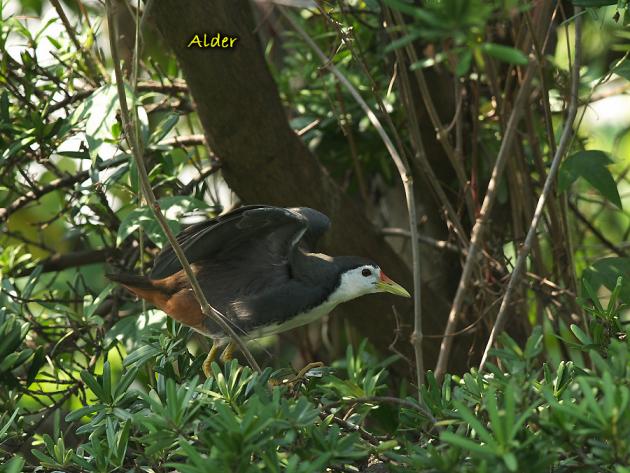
[149, 205, 327, 280]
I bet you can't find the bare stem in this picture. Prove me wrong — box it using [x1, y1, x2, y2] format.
[105, 0, 260, 373]
[279, 7, 424, 394]
[50, 0, 107, 83]
[390, 10, 475, 224]
[381, 228, 462, 254]
[384, 8, 468, 248]
[434, 62, 536, 381]
[478, 9, 583, 371]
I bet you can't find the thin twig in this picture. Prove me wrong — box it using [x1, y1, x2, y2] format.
[0, 155, 127, 223]
[334, 82, 369, 204]
[105, 0, 260, 373]
[11, 249, 117, 278]
[320, 412, 387, 445]
[324, 395, 436, 423]
[434, 62, 537, 381]
[381, 227, 461, 254]
[49, 0, 106, 83]
[159, 134, 207, 147]
[279, 7, 424, 394]
[383, 8, 468, 248]
[478, 9, 583, 371]
[178, 162, 222, 196]
[46, 80, 189, 116]
[568, 200, 627, 257]
[389, 10, 475, 223]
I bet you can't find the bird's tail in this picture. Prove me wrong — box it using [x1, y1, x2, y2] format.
[107, 271, 153, 288]
[107, 272, 165, 307]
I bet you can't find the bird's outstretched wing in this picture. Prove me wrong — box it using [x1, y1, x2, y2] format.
[288, 207, 330, 251]
[149, 205, 329, 280]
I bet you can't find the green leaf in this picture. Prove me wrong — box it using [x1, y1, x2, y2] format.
[381, 0, 443, 26]
[503, 452, 518, 472]
[102, 361, 112, 403]
[65, 403, 103, 422]
[116, 420, 131, 462]
[46, 35, 61, 49]
[572, 0, 616, 5]
[1, 133, 36, 163]
[123, 344, 161, 367]
[70, 85, 119, 163]
[559, 150, 621, 209]
[456, 49, 473, 77]
[80, 370, 107, 402]
[0, 91, 9, 122]
[480, 43, 529, 65]
[0, 408, 20, 440]
[583, 257, 630, 304]
[613, 58, 630, 80]
[30, 449, 56, 465]
[3, 455, 25, 473]
[487, 391, 507, 446]
[116, 196, 208, 248]
[452, 400, 496, 447]
[0, 349, 33, 373]
[114, 367, 139, 400]
[26, 346, 45, 384]
[440, 431, 494, 456]
[570, 324, 593, 346]
[384, 30, 423, 53]
[84, 284, 114, 319]
[149, 112, 180, 144]
[56, 150, 90, 160]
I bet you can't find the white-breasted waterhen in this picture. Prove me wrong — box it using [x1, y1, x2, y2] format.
[108, 205, 410, 377]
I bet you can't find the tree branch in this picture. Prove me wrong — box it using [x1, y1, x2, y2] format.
[381, 228, 461, 254]
[478, 9, 583, 371]
[434, 62, 537, 380]
[389, 10, 475, 223]
[568, 199, 627, 257]
[46, 80, 189, 116]
[12, 249, 117, 278]
[0, 156, 127, 223]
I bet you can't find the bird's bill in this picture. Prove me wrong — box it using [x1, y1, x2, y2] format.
[376, 272, 411, 298]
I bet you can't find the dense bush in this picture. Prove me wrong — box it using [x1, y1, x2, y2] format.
[1, 277, 629, 471]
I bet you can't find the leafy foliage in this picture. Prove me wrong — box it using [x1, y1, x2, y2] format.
[2, 0, 630, 471]
[1, 279, 630, 471]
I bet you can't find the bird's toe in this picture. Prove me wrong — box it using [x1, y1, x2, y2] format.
[270, 361, 325, 387]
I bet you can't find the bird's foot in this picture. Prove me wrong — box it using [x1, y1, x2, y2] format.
[270, 362, 325, 387]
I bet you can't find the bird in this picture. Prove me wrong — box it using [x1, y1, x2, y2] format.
[108, 205, 410, 377]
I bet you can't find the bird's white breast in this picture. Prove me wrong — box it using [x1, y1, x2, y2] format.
[245, 297, 340, 340]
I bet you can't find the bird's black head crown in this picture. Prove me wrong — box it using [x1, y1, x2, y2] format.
[331, 255, 379, 274]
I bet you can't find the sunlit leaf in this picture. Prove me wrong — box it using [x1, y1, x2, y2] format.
[559, 150, 622, 209]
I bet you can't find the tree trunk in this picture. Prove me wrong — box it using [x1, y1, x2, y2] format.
[150, 0, 459, 374]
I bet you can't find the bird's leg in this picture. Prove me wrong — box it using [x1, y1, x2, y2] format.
[219, 341, 236, 364]
[202, 342, 220, 378]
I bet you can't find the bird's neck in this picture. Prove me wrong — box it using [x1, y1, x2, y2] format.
[291, 250, 337, 285]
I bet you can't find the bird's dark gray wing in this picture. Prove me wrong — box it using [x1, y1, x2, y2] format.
[287, 207, 330, 251]
[149, 206, 309, 280]
[150, 205, 265, 278]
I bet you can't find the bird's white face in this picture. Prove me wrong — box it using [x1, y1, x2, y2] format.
[331, 265, 411, 305]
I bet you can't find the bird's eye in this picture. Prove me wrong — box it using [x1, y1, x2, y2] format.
[361, 268, 372, 277]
